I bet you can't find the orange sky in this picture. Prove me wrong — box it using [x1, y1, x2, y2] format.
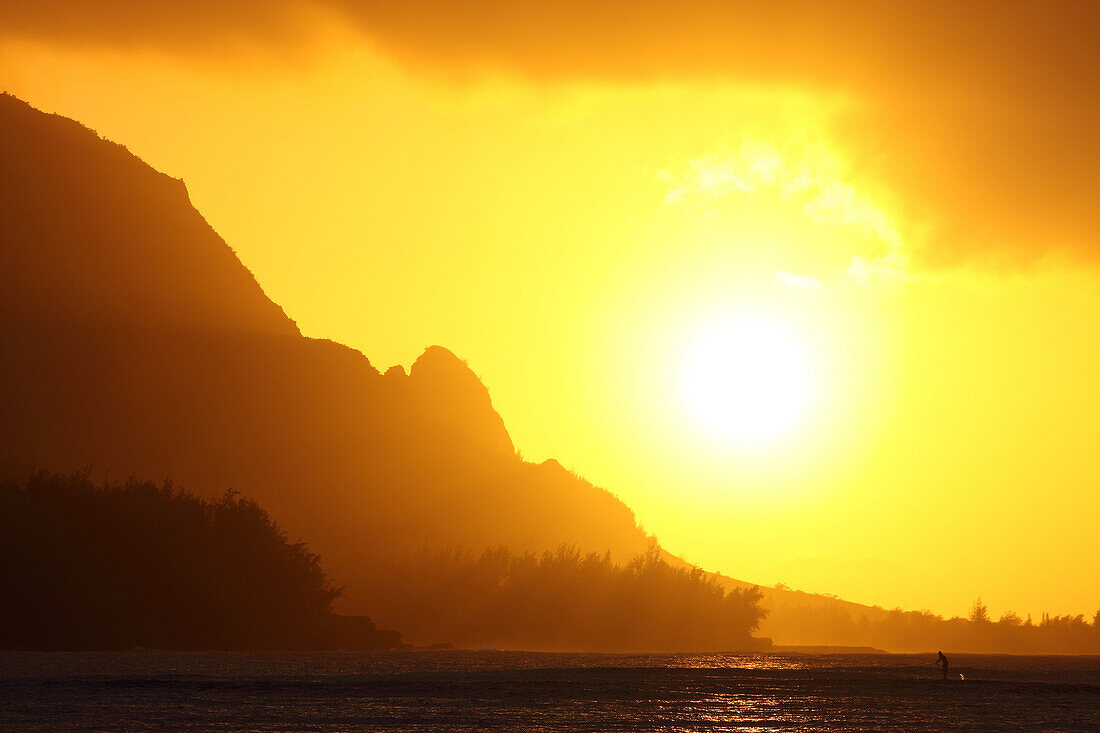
[2, 3, 1098, 619]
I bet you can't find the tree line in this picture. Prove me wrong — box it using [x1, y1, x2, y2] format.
[0, 471, 396, 650]
[1, 471, 766, 652]
[357, 545, 767, 651]
[764, 595, 1100, 654]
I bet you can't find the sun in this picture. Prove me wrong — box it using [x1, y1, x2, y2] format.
[680, 310, 815, 446]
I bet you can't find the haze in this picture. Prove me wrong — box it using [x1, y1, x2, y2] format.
[3, 1, 1097, 621]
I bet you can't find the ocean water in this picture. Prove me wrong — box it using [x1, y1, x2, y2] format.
[0, 651, 1097, 731]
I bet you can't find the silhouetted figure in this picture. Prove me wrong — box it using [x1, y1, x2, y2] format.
[935, 651, 949, 680]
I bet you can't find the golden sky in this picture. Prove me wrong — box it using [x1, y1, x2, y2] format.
[2, 2, 1098, 619]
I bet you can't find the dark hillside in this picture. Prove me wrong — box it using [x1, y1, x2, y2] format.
[0, 93, 297, 337]
[0, 93, 651, 618]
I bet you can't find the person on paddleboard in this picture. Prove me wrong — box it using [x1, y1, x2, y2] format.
[935, 651, 949, 680]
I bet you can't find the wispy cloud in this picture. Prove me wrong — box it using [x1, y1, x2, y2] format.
[775, 270, 825, 291]
[661, 140, 910, 286]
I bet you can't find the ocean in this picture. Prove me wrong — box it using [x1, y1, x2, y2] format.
[0, 650, 1096, 731]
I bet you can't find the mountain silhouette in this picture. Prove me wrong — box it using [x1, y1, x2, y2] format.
[0, 94, 297, 337]
[4, 93, 1089, 655]
[0, 92, 650, 614]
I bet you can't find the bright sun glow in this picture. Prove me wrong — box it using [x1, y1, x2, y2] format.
[681, 311, 815, 446]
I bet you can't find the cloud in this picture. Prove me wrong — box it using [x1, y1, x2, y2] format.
[660, 140, 910, 284]
[775, 271, 825, 291]
[2, 1, 1097, 266]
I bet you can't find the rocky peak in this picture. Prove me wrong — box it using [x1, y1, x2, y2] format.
[406, 346, 515, 456]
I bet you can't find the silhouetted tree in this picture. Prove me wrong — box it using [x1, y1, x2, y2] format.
[969, 597, 990, 624]
[0, 471, 356, 650]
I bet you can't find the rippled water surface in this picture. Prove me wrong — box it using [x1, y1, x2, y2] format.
[1, 651, 1097, 731]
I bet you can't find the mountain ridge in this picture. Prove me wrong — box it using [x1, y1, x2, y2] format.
[0, 93, 300, 339]
[0, 92, 653, 617]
